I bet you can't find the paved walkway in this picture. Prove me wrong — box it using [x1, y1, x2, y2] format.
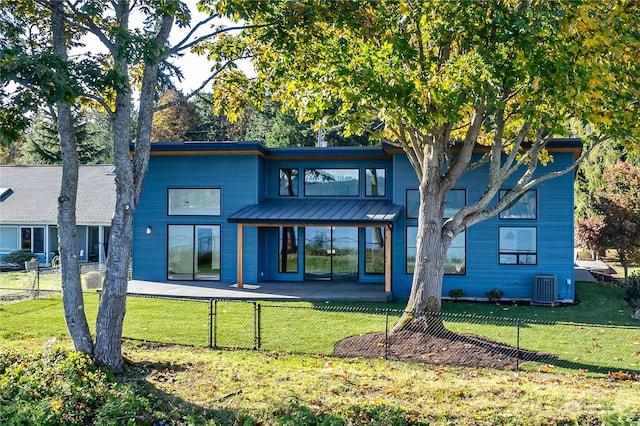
[127, 280, 393, 302]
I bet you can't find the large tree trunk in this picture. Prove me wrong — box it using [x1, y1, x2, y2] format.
[51, 0, 94, 355]
[93, 90, 133, 371]
[394, 184, 450, 333]
[394, 137, 454, 333]
[93, 5, 173, 371]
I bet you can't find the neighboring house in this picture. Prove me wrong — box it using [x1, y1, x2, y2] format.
[132, 139, 581, 302]
[0, 165, 116, 266]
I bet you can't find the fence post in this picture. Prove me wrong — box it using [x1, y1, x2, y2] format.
[208, 299, 213, 348]
[516, 319, 521, 371]
[213, 300, 218, 348]
[254, 302, 262, 350]
[384, 309, 389, 360]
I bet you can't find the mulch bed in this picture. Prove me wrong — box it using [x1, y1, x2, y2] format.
[334, 321, 555, 370]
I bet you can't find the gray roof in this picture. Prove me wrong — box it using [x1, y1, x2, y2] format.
[0, 165, 116, 225]
[228, 198, 402, 225]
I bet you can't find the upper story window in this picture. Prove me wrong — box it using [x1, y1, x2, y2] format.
[279, 168, 299, 196]
[406, 189, 465, 219]
[168, 188, 221, 216]
[365, 168, 386, 197]
[304, 168, 359, 197]
[499, 189, 537, 220]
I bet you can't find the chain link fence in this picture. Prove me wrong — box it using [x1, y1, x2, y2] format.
[2, 274, 638, 376]
[0, 264, 123, 305]
[121, 296, 639, 376]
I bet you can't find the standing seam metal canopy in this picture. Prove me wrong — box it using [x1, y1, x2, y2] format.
[228, 199, 402, 225]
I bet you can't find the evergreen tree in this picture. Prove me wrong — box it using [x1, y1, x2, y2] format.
[25, 111, 112, 164]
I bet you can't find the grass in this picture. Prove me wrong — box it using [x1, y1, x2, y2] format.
[2, 280, 640, 424]
[3, 343, 640, 425]
[118, 345, 640, 425]
[1, 281, 638, 375]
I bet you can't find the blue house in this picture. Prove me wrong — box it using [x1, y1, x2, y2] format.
[132, 139, 581, 303]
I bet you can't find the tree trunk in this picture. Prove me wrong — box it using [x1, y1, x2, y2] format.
[93, 87, 132, 371]
[51, 0, 94, 355]
[394, 187, 449, 333]
[94, 6, 174, 371]
[394, 140, 452, 334]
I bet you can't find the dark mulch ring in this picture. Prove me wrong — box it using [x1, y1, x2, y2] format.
[334, 324, 555, 370]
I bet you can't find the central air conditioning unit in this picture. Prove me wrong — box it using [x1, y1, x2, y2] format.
[532, 274, 558, 306]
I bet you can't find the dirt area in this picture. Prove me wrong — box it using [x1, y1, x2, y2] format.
[334, 319, 555, 370]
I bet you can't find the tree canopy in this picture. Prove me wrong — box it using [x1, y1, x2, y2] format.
[211, 0, 640, 317]
[1, 0, 252, 370]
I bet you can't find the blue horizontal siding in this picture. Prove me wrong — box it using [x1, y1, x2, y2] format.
[133, 155, 261, 282]
[133, 145, 577, 303]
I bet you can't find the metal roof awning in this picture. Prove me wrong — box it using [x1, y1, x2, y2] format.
[228, 198, 403, 226]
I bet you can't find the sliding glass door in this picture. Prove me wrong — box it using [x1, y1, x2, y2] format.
[168, 225, 220, 281]
[304, 227, 358, 281]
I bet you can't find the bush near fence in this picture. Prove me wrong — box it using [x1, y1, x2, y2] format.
[121, 295, 640, 376]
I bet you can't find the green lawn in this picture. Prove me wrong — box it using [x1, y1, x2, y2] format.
[1, 281, 638, 376]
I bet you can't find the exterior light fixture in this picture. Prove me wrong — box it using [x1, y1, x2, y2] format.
[146, 226, 152, 234]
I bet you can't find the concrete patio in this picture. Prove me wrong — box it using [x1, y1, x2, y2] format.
[127, 280, 394, 302]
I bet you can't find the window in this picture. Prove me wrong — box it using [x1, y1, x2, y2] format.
[499, 190, 537, 219]
[445, 190, 466, 218]
[304, 168, 359, 196]
[445, 233, 466, 275]
[365, 168, 386, 197]
[0, 226, 18, 252]
[406, 189, 465, 219]
[168, 188, 221, 216]
[365, 227, 385, 274]
[279, 169, 299, 196]
[20, 227, 44, 253]
[499, 227, 537, 265]
[406, 226, 466, 275]
[406, 190, 419, 219]
[168, 225, 220, 280]
[406, 227, 417, 274]
[278, 227, 299, 273]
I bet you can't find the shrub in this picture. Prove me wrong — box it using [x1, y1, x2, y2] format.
[0, 346, 168, 425]
[486, 288, 504, 302]
[449, 288, 465, 300]
[84, 271, 104, 289]
[623, 273, 640, 310]
[2, 250, 35, 268]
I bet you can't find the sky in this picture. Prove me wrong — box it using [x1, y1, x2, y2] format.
[165, 1, 255, 93]
[77, 0, 254, 94]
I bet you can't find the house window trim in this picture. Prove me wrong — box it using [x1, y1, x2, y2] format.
[406, 226, 417, 275]
[278, 226, 299, 273]
[499, 189, 538, 220]
[498, 226, 538, 265]
[167, 188, 222, 216]
[364, 168, 386, 198]
[166, 224, 222, 281]
[364, 227, 385, 275]
[20, 226, 45, 254]
[278, 168, 299, 197]
[406, 189, 466, 219]
[406, 189, 419, 219]
[405, 226, 467, 276]
[303, 168, 360, 197]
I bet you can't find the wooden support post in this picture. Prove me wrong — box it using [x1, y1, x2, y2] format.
[237, 224, 244, 288]
[384, 224, 392, 293]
